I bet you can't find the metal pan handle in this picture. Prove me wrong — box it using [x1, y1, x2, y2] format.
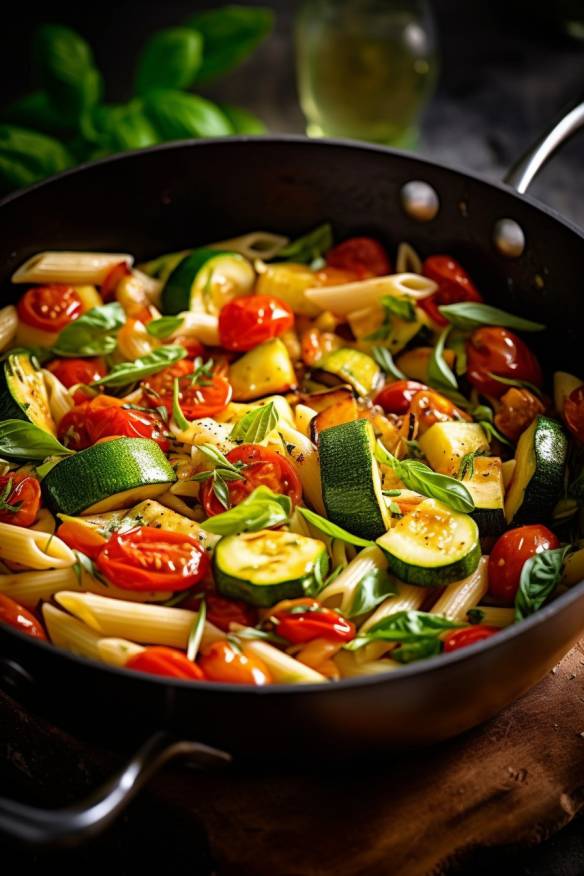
[0, 730, 230, 847]
[504, 100, 584, 193]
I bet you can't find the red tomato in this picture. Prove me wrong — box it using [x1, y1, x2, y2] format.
[100, 261, 131, 302]
[375, 380, 428, 415]
[56, 520, 108, 560]
[218, 295, 294, 352]
[47, 357, 107, 389]
[488, 525, 560, 605]
[143, 358, 231, 420]
[201, 444, 302, 515]
[58, 396, 121, 450]
[199, 640, 271, 685]
[172, 337, 205, 359]
[408, 389, 470, 433]
[0, 594, 46, 640]
[420, 256, 482, 326]
[126, 646, 205, 681]
[271, 598, 355, 644]
[314, 266, 359, 286]
[564, 385, 584, 443]
[17, 285, 83, 332]
[96, 526, 210, 592]
[58, 397, 168, 451]
[0, 473, 41, 527]
[183, 593, 258, 632]
[466, 327, 543, 399]
[326, 237, 390, 278]
[442, 625, 499, 652]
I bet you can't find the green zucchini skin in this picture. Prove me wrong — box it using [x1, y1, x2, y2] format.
[380, 539, 481, 587]
[0, 351, 55, 432]
[507, 416, 568, 525]
[160, 248, 223, 314]
[471, 508, 506, 540]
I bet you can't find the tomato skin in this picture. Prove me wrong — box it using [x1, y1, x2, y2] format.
[58, 397, 169, 451]
[143, 358, 231, 421]
[0, 473, 41, 527]
[314, 266, 359, 286]
[375, 380, 428, 415]
[199, 640, 271, 685]
[126, 646, 205, 681]
[56, 520, 108, 560]
[17, 285, 83, 332]
[96, 526, 210, 592]
[172, 337, 205, 359]
[488, 525, 560, 605]
[420, 256, 482, 326]
[272, 598, 355, 644]
[326, 237, 390, 278]
[219, 295, 294, 352]
[564, 385, 584, 443]
[466, 327, 543, 399]
[443, 625, 499, 653]
[201, 444, 303, 516]
[407, 389, 470, 433]
[183, 593, 258, 632]
[100, 261, 132, 302]
[0, 594, 46, 640]
[58, 395, 123, 450]
[47, 357, 107, 388]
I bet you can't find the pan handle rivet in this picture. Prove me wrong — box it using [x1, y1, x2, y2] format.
[493, 218, 525, 257]
[400, 180, 439, 222]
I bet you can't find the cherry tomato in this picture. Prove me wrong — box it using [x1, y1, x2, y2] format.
[326, 237, 390, 278]
[143, 358, 231, 420]
[442, 624, 499, 652]
[201, 444, 302, 516]
[488, 525, 560, 605]
[58, 395, 122, 450]
[0, 594, 46, 640]
[56, 519, 108, 560]
[375, 380, 428, 415]
[564, 385, 584, 443]
[183, 593, 258, 632]
[126, 646, 205, 681]
[86, 405, 169, 451]
[172, 337, 205, 359]
[271, 598, 355, 644]
[218, 295, 294, 352]
[47, 357, 107, 389]
[17, 285, 83, 332]
[100, 261, 131, 302]
[314, 266, 359, 286]
[96, 526, 210, 592]
[198, 640, 271, 685]
[0, 473, 41, 527]
[420, 256, 482, 326]
[407, 389, 470, 433]
[466, 327, 543, 399]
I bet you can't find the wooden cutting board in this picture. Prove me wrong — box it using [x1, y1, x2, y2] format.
[2, 642, 584, 875]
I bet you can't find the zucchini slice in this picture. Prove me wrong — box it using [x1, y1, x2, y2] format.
[419, 422, 490, 476]
[314, 348, 382, 398]
[161, 248, 255, 315]
[0, 351, 56, 435]
[42, 438, 176, 516]
[505, 415, 568, 525]
[463, 456, 506, 538]
[214, 530, 329, 607]
[319, 418, 391, 540]
[377, 498, 481, 587]
[229, 338, 297, 401]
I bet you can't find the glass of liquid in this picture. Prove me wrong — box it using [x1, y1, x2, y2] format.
[295, 0, 438, 149]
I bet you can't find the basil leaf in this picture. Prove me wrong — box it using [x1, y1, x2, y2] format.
[53, 303, 126, 356]
[172, 377, 190, 431]
[276, 224, 333, 265]
[93, 345, 186, 388]
[438, 302, 545, 332]
[365, 296, 416, 340]
[486, 371, 543, 399]
[345, 609, 464, 651]
[219, 103, 266, 135]
[1, 91, 65, 138]
[136, 27, 203, 95]
[187, 598, 206, 662]
[0, 125, 72, 193]
[146, 316, 183, 339]
[371, 346, 406, 380]
[187, 6, 274, 84]
[515, 545, 572, 621]
[296, 506, 375, 548]
[457, 448, 487, 480]
[93, 101, 159, 152]
[393, 637, 443, 664]
[0, 420, 74, 461]
[197, 443, 242, 476]
[347, 567, 397, 618]
[201, 485, 291, 534]
[143, 89, 233, 139]
[231, 402, 279, 444]
[427, 325, 458, 392]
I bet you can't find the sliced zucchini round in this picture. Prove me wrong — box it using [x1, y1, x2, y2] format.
[0, 350, 56, 435]
[214, 530, 329, 607]
[319, 418, 390, 541]
[161, 248, 255, 315]
[42, 438, 176, 516]
[313, 348, 382, 398]
[377, 498, 481, 587]
[505, 415, 568, 525]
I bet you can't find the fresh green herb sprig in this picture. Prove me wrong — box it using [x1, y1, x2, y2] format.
[0, 420, 74, 461]
[201, 485, 291, 534]
[231, 402, 279, 443]
[365, 296, 417, 341]
[371, 346, 406, 380]
[0, 477, 22, 514]
[438, 302, 545, 333]
[93, 346, 186, 388]
[514, 545, 572, 621]
[344, 609, 465, 663]
[191, 442, 247, 510]
[53, 303, 126, 357]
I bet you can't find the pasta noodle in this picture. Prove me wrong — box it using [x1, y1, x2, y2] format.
[303, 273, 438, 315]
[11, 252, 133, 285]
[319, 546, 388, 613]
[429, 558, 489, 621]
[97, 637, 145, 667]
[241, 638, 325, 684]
[0, 523, 75, 569]
[0, 568, 171, 608]
[334, 650, 400, 677]
[0, 305, 18, 352]
[471, 606, 515, 627]
[116, 318, 158, 360]
[294, 403, 317, 438]
[356, 582, 427, 662]
[169, 312, 220, 346]
[396, 242, 423, 274]
[209, 231, 289, 261]
[277, 420, 325, 515]
[43, 603, 103, 661]
[42, 369, 74, 425]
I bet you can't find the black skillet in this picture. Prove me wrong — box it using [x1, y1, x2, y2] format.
[1, 101, 584, 846]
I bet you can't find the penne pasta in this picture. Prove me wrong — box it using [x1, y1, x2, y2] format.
[0, 523, 75, 570]
[334, 650, 400, 677]
[304, 273, 438, 315]
[356, 582, 427, 662]
[116, 318, 158, 360]
[429, 558, 489, 621]
[396, 242, 422, 275]
[43, 603, 103, 661]
[470, 606, 515, 628]
[278, 420, 325, 514]
[319, 546, 388, 614]
[170, 312, 220, 346]
[0, 568, 171, 608]
[0, 305, 18, 352]
[209, 231, 289, 261]
[242, 638, 326, 684]
[42, 369, 74, 425]
[97, 637, 145, 667]
[12, 251, 133, 285]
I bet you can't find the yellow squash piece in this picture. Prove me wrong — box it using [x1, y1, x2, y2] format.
[229, 338, 297, 401]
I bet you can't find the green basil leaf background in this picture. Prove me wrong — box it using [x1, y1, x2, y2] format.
[382, 295, 416, 323]
[145, 315, 184, 339]
[276, 224, 333, 264]
[34, 25, 102, 129]
[53, 302, 126, 357]
[93, 102, 159, 153]
[187, 5, 274, 83]
[1, 91, 67, 138]
[0, 420, 74, 461]
[515, 545, 572, 621]
[201, 486, 291, 535]
[136, 27, 203, 94]
[93, 345, 186, 387]
[219, 103, 266, 134]
[393, 637, 443, 664]
[438, 302, 546, 332]
[143, 89, 233, 139]
[0, 125, 72, 193]
[347, 567, 397, 618]
[427, 325, 458, 392]
[346, 609, 464, 651]
[371, 346, 406, 380]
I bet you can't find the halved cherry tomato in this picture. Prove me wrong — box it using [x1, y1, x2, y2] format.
[56, 519, 108, 560]
[488, 525, 560, 605]
[271, 598, 355, 644]
[172, 337, 205, 359]
[0, 594, 46, 640]
[58, 397, 168, 451]
[0, 473, 41, 527]
[442, 624, 499, 652]
[17, 285, 83, 332]
[199, 640, 271, 685]
[126, 646, 204, 681]
[466, 327, 543, 399]
[142, 358, 231, 420]
[326, 237, 390, 278]
[420, 256, 482, 326]
[47, 357, 107, 389]
[183, 593, 259, 632]
[96, 526, 210, 592]
[58, 395, 123, 450]
[407, 389, 470, 433]
[218, 295, 294, 352]
[201, 444, 302, 516]
[564, 385, 584, 443]
[100, 261, 131, 302]
[375, 380, 428, 415]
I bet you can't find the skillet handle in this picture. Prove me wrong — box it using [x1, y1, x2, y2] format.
[504, 100, 584, 193]
[0, 731, 230, 847]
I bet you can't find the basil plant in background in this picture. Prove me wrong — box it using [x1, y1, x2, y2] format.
[0, 5, 273, 194]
